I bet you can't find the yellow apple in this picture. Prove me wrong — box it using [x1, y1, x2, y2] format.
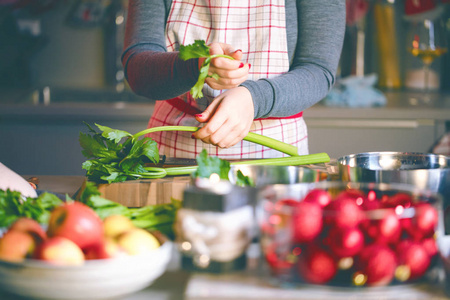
[117, 228, 160, 256]
[34, 236, 84, 266]
[103, 215, 135, 239]
[0, 230, 36, 262]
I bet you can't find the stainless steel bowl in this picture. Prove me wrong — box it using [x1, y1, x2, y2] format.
[338, 152, 450, 207]
[229, 165, 325, 187]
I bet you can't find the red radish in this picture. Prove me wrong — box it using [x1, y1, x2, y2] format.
[372, 209, 402, 245]
[303, 189, 332, 208]
[412, 203, 438, 237]
[297, 247, 337, 284]
[401, 217, 424, 240]
[326, 227, 364, 258]
[381, 192, 413, 208]
[335, 189, 367, 203]
[396, 240, 431, 281]
[325, 196, 363, 229]
[275, 198, 299, 208]
[355, 244, 397, 286]
[422, 237, 438, 257]
[360, 190, 381, 211]
[264, 245, 293, 273]
[292, 201, 323, 243]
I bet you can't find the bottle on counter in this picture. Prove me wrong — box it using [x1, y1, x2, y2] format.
[441, 0, 450, 91]
[373, 0, 404, 89]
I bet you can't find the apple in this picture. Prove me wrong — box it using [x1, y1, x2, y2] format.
[0, 230, 36, 262]
[103, 215, 135, 239]
[84, 238, 126, 260]
[117, 228, 160, 256]
[34, 236, 84, 266]
[9, 217, 47, 243]
[47, 201, 103, 250]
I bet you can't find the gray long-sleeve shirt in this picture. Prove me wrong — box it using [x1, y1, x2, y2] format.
[122, 0, 345, 119]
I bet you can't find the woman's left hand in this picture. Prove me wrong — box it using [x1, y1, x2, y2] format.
[193, 86, 254, 148]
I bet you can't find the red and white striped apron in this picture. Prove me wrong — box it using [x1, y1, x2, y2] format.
[147, 0, 308, 159]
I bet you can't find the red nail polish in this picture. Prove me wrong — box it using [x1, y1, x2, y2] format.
[234, 49, 242, 53]
[195, 114, 203, 118]
[239, 62, 244, 68]
[191, 134, 195, 139]
[248, 63, 251, 69]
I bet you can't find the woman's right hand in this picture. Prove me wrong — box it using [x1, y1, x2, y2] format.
[201, 42, 250, 90]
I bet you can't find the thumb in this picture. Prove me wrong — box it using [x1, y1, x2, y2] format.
[195, 99, 221, 123]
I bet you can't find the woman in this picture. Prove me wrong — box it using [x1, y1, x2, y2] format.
[122, 0, 345, 159]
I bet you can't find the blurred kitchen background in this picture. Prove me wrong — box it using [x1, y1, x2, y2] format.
[0, 0, 449, 176]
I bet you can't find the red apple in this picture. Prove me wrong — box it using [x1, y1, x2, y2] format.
[47, 201, 103, 250]
[292, 201, 323, 243]
[34, 236, 84, 266]
[0, 230, 36, 262]
[355, 244, 397, 286]
[84, 238, 126, 260]
[303, 189, 332, 208]
[297, 247, 337, 284]
[9, 217, 47, 243]
[326, 227, 364, 258]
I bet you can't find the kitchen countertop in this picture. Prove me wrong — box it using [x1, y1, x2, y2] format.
[2, 175, 448, 300]
[1, 90, 450, 122]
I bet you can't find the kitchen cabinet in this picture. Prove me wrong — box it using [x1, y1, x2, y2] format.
[306, 117, 437, 159]
[0, 91, 449, 175]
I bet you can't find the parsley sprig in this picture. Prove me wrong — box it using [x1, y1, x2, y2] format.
[179, 40, 235, 99]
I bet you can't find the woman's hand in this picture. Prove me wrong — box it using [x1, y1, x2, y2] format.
[200, 42, 250, 90]
[193, 86, 254, 148]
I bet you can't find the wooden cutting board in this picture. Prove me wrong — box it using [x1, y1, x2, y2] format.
[85, 176, 192, 207]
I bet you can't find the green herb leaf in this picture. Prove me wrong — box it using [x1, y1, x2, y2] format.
[79, 123, 160, 184]
[178, 40, 210, 60]
[178, 40, 235, 99]
[235, 170, 254, 187]
[192, 149, 230, 179]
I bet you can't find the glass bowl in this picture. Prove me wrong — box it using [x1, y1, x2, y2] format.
[257, 181, 444, 288]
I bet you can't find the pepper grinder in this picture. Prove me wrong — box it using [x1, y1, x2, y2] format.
[175, 175, 255, 273]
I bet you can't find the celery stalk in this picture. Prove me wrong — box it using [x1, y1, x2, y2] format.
[133, 126, 299, 156]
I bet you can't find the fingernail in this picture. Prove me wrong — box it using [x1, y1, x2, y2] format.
[234, 49, 242, 53]
[248, 63, 251, 69]
[195, 114, 203, 118]
[191, 134, 195, 139]
[239, 62, 244, 68]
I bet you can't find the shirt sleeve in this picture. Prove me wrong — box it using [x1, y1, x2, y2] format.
[121, 0, 200, 100]
[242, 0, 346, 119]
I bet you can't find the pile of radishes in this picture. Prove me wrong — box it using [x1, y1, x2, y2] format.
[260, 187, 440, 286]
